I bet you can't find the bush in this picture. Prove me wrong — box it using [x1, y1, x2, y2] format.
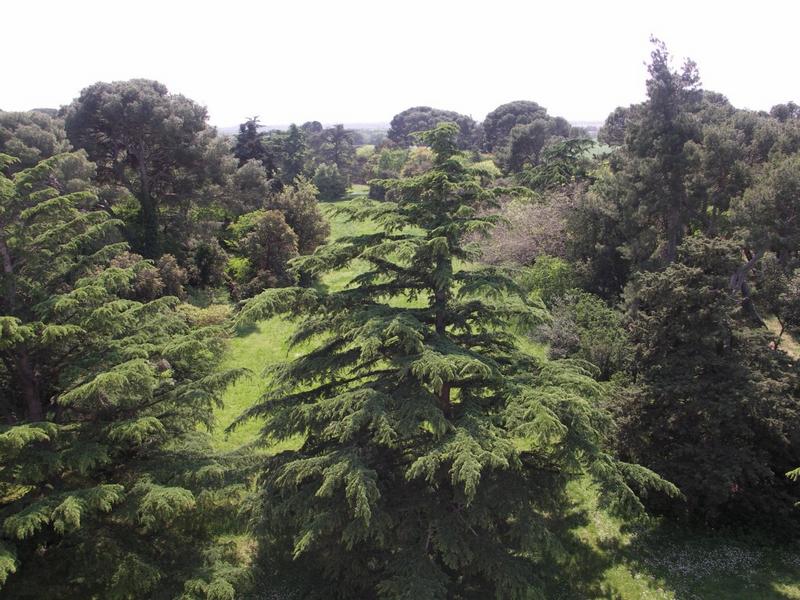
[516, 255, 578, 305]
[178, 303, 232, 327]
[366, 147, 408, 200]
[312, 162, 348, 201]
[400, 146, 434, 176]
[269, 177, 330, 253]
[478, 191, 575, 265]
[534, 290, 629, 380]
[109, 251, 164, 301]
[156, 253, 188, 299]
[229, 210, 298, 297]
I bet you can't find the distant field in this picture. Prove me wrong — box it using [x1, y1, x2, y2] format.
[212, 188, 800, 599]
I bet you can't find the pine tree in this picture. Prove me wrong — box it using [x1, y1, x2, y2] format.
[277, 124, 308, 185]
[234, 124, 675, 598]
[610, 38, 702, 268]
[0, 153, 248, 598]
[618, 235, 800, 526]
[234, 116, 278, 179]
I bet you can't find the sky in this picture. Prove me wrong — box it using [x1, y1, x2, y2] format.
[4, 0, 799, 127]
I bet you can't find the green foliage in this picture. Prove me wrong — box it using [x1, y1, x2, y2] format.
[268, 177, 330, 254]
[483, 100, 550, 151]
[0, 155, 248, 598]
[618, 235, 800, 525]
[315, 124, 356, 177]
[517, 138, 596, 190]
[235, 123, 674, 598]
[534, 290, 629, 381]
[275, 124, 308, 185]
[388, 106, 479, 149]
[732, 153, 800, 263]
[312, 162, 348, 201]
[227, 210, 298, 297]
[233, 117, 278, 178]
[65, 79, 213, 257]
[515, 255, 578, 305]
[366, 147, 409, 200]
[187, 238, 228, 289]
[0, 110, 70, 174]
[399, 146, 434, 177]
[226, 158, 277, 217]
[611, 38, 702, 267]
[597, 106, 634, 147]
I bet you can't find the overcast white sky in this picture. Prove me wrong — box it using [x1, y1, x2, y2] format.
[4, 0, 799, 126]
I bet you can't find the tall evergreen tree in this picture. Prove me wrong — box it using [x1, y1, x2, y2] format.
[64, 79, 211, 257]
[0, 153, 247, 598]
[277, 124, 308, 185]
[610, 38, 702, 267]
[317, 124, 356, 178]
[234, 116, 278, 178]
[618, 235, 800, 526]
[234, 124, 675, 598]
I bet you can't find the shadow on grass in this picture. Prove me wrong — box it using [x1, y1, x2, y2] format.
[607, 520, 800, 600]
[234, 321, 261, 337]
[539, 502, 632, 600]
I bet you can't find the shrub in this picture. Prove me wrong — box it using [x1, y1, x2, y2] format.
[269, 177, 330, 253]
[516, 255, 578, 305]
[156, 253, 188, 299]
[399, 146, 434, 176]
[478, 191, 575, 265]
[312, 162, 348, 201]
[178, 303, 233, 327]
[109, 251, 165, 301]
[229, 210, 298, 297]
[534, 290, 629, 380]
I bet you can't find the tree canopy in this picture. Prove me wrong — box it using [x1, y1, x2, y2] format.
[0, 153, 247, 597]
[234, 123, 674, 599]
[64, 79, 212, 257]
[388, 106, 479, 149]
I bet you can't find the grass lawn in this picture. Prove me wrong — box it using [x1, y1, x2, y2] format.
[559, 480, 800, 599]
[212, 188, 800, 599]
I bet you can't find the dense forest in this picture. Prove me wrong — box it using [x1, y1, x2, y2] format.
[1, 40, 799, 599]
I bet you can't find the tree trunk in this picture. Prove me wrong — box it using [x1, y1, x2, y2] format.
[137, 143, 160, 257]
[664, 209, 680, 265]
[730, 248, 765, 326]
[0, 237, 15, 312]
[439, 383, 452, 419]
[17, 350, 42, 421]
[433, 257, 451, 416]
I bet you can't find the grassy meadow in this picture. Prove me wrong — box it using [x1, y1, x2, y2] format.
[212, 187, 800, 599]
